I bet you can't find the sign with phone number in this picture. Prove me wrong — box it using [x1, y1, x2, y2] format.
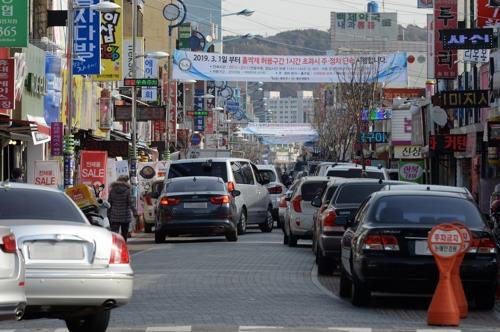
[0, 0, 28, 47]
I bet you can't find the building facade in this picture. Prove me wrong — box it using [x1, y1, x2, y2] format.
[265, 91, 314, 124]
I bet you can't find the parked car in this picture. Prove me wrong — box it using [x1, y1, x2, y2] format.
[325, 164, 389, 180]
[153, 176, 239, 242]
[0, 183, 134, 332]
[283, 176, 330, 247]
[340, 190, 497, 308]
[0, 226, 25, 321]
[382, 183, 474, 200]
[256, 165, 286, 223]
[142, 179, 164, 233]
[167, 158, 273, 235]
[315, 162, 355, 176]
[313, 179, 409, 275]
[278, 182, 299, 229]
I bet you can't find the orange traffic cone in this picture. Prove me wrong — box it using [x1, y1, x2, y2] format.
[451, 253, 468, 318]
[428, 255, 460, 326]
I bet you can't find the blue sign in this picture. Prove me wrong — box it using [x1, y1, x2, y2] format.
[194, 116, 204, 131]
[359, 132, 389, 144]
[226, 100, 240, 114]
[44, 54, 62, 124]
[194, 88, 204, 131]
[361, 107, 392, 121]
[73, 0, 101, 75]
[191, 133, 202, 146]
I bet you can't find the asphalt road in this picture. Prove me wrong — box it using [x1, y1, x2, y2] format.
[2, 226, 500, 332]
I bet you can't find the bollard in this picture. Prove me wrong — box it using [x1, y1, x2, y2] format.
[427, 224, 464, 327]
[451, 223, 472, 319]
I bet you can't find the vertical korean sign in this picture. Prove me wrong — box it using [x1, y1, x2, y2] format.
[434, 0, 458, 79]
[141, 57, 158, 101]
[0, 0, 28, 47]
[95, 0, 122, 81]
[73, 0, 101, 75]
[0, 59, 14, 109]
[50, 122, 64, 156]
[194, 88, 204, 132]
[168, 81, 177, 142]
[79, 150, 108, 195]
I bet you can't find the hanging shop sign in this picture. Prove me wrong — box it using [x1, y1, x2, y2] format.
[178, 22, 192, 49]
[442, 28, 495, 50]
[114, 105, 165, 121]
[79, 150, 108, 195]
[34, 160, 61, 188]
[177, 82, 184, 123]
[99, 97, 112, 129]
[360, 107, 392, 121]
[383, 88, 425, 100]
[394, 145, 423, 159]
[73, 0, 101, 75]
[0, 0, 28, 47]
[167, 80, 177, 141]
[94, 0, 122, 81]
[429, 134, 467, 152]
[123, 78, 158, 87]
[398, 160, 424, 183]
[50, 122, 63, 156]
[0, 59, 14, 109]
[463, 49, 490, 63]
[488, 122, 500, 147]
[172, 50, 408, 84]
[84, 140, 128, 158]
[434, 0, 458, 79]
[194, 88, 204, 131]
[432, 90, 490, 109]
[358, 132, 389, 144]
[477, 0, 500, 28]
[141, 57, 158, 102]
[44, 54, 62, 124]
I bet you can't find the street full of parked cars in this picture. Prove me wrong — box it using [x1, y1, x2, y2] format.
[278, 161, 498, 309]
[0, 182, 134, 332]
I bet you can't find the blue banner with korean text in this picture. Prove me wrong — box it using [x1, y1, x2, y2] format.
[73, 0, 101, 75]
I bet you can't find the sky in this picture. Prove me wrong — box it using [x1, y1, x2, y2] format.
[220, 0, 432, 36]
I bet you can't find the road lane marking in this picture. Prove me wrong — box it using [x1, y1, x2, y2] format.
[239, 327, 283, 331]
[146, 326, 192, 332]
[328, 328, 372, 332]
[416, 330, 461, 332]
[311, 264, 340, 300]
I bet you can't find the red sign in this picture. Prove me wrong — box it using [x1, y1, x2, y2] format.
[0, 59, 15, 109]
[383, 88, 426, 100]
[168, 81, 177, 142]
[153, 120, 165, 142]
[79, 150, 108, 195]
[50, 122, 64, 156]
[434, 0, 458, 79]
[477, 0, 500, 28]
[429, 134, 467, 152]
[206, 112, 214, 134]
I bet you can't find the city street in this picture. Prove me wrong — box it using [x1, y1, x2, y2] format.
[1, 226, 500, 332]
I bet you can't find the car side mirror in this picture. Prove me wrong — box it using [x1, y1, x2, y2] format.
[232, 190, 241, 197]
[311, 196, 322, 208]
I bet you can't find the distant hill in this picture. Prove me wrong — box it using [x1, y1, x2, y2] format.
[223, 26, 427, 97]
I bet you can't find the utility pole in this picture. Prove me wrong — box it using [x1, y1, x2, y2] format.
[130, 0, 138, 201]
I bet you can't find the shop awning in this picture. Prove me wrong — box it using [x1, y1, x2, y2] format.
[0, 116, 51, 144]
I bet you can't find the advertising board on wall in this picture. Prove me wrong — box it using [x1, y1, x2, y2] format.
[0, 0, 28, 47]
[434, 0, 458, 79]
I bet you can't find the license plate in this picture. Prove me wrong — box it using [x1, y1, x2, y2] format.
[28, 242, 85, 260]
[184, 202, 207, 209]
[414, 240, 432, 256]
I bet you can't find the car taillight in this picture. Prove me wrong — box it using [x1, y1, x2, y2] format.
[292, 195, 302, 213]
[1, 234, 16, 254]
[109, 233, 130, 264]
[268, 186, 283, 194]
[159, 197, 181, 206]
[362, 234, 399, 251]
[144, 193, 153, 206]
[279, 196, 288, 208]
[227, 181, 235, 192]
[322, 209, 337, 232]
[469, 236, 497, 254]
[210, 195, 231, 205]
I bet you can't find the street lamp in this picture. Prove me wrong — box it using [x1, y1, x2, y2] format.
[222, 8, 255, 17]
[64, 0, 121, 188]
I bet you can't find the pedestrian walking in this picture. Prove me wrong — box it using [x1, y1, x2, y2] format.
[108, 175, 138, 241]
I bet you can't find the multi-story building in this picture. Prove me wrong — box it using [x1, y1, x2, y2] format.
[265, 91, 314, 124]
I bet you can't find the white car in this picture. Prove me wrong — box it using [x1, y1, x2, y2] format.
[0, 183, 133, 332]
[315, 162, 356, 176]
[142, 179, 164, 233]
[283, 176, 330, 247]
[256, 165, 286, 224]
[0, 226, 25, 321]
[325, 164, 389, 180]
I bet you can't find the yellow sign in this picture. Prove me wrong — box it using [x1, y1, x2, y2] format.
[94, 0, 123, 81]
[65, 184, 97, 209]
[393, 145, 422, 159]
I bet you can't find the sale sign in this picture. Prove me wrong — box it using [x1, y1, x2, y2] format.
[0, 59, 14, 109]
[434, 0, 458, 79]
[34, 160, 61, 189]
[79, 150, 108, 197]
[398, 160, 424, 183]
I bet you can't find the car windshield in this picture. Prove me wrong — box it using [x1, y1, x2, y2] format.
[165, 178, 226, 193]
[0, 189, 86, 222]
[334, 184, 384, 204]
[327, 168, 384, 179]
[301, 181, 328, 201]
[370, 195, 485, 228]
[168, 162, 228, 182]
[259, 170, 276, 182]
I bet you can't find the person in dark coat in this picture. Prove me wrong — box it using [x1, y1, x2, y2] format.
[108, 175, 137, 241]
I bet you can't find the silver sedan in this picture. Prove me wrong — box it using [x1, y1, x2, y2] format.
[0, 183, 134, 332]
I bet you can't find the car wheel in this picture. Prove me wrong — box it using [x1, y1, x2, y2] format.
[65, 310, 110, 332]
[283, 232, 289, 244]
[316, 249, 334, 275]
[226, 228, 238, 242]
[339, 263, 352, 298]
[351, 273, 370, 306]
[237, 209, 247, 235]
[144, 223, 153, 233]
[154, 230, 165, 244]
[288, 229, 298, 247]
[259, 208, 274, 233]
[277, 218, 283, 229]
[475, 288, 496, 310]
